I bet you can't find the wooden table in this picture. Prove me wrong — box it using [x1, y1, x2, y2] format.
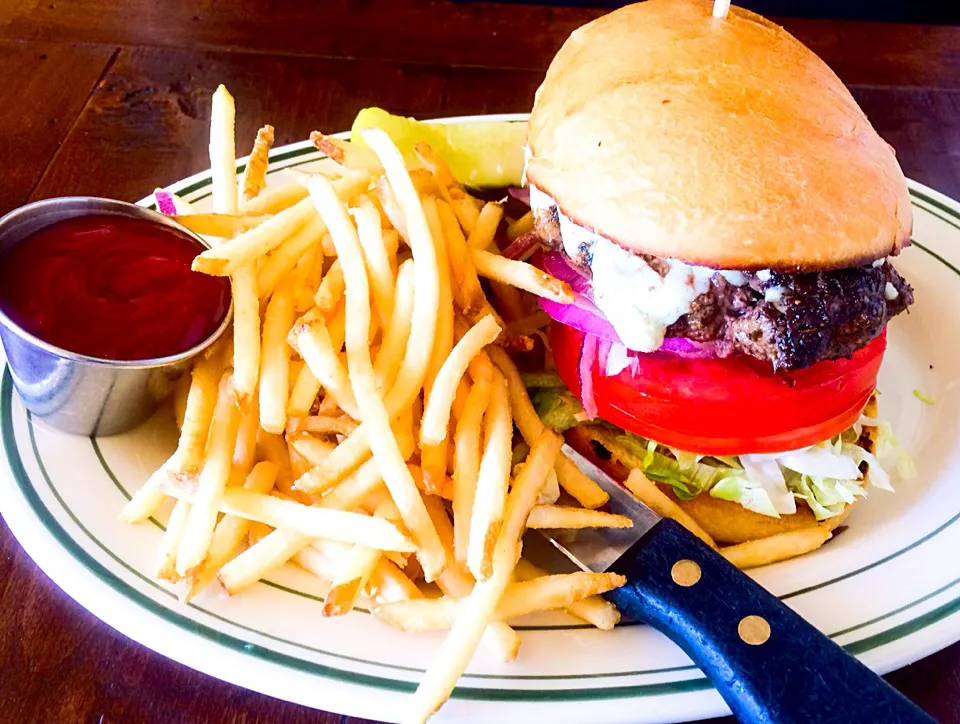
[0, 2, 958, 722]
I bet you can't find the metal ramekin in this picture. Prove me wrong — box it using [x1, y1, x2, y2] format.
[0, 197, 233, 436]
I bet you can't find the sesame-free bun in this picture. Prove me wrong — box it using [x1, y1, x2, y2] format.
[525, 0, 912, 271]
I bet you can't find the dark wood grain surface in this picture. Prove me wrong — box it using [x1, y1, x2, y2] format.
[0, 2, 958, 723]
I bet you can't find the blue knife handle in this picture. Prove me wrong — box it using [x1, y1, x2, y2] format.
[604, 518, 934, 724]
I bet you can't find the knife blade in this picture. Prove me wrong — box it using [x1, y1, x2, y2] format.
[532, 444, 934, 724]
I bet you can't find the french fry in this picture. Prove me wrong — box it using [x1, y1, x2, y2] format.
[507, 309, 551, 338]
[293, 425, 371, 494]
[553, 455, 613, 511]
[314, 259, 345, 314]
[487, 346, 608, 509]
[423, 495, 520, 662]
[242, 182, 309, 216]
[288, 435, 337, 466]
[623, 469, 717, 548]
[467, 372, 513, 581]
[420, 314, 501, 446]
[256, 430, 295, 497]
[373, 259, 415, 392]
[291, 247, 319, 313]
[297, 318, 360, 420]
[173, 213, 269, 238]
[259, 278, 296, 434]
[231, 263, 261, 403]
[375, 176, 408, 243]
[294, 544, 422, 606]
[193, 197, 316, 276]
[297, 415, 359, 437]
[257, 214, 327, 301]
[176, 373, 243, 575]
[482, 620, 521, 663]
[233, 394, 261, 473]
[526, 505, 633, 530]
[180, 461, 279, 601]
[287, 441, 312, 479]
[311, 131, 384, 175]
[241, 124, 274, 204]
[377, 571, 625, 632]
[172, 372, 191, 430]
[160, 484, 416, 553]
[506, 211, 534, 242]
[453, 376, 490, 562]
[352, 202, 395, 329]
[470, 248, 573, 304]
[306, 171, 446, 581]
[287, 364, 321, 418]
[436, 200, 486, 317]
[450, 195, 480, 236]
[362, 129, 439, 415]
[418, 440, 448, 496]
[209, 85, 238, 215]
[155, 499, 192, 582]
[318, 456, 387, 511]
[514, 559, 620, 631]
[324, 499, 389, 617]
[412, 142, 460, 197]
[450, 376, 471, 421]
[197, 171, 370, 278]
[721, 528, 832, 570]
[466, 202, 503, 250]
[406, 428, 561, 723]
[323, 542, 382, 616]
[421, 197, 454, 397]
[163, 289, 230, 463]
[218, 527, 308, 595]
[168, 344, 225, 473]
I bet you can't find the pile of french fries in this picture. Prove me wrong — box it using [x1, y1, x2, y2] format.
[123, 86, 633, 723]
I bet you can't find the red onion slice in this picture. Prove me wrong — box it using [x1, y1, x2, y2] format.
[578, 333, 599, 419]
[508, 187, 531, 206]
[659, 337, 723, 359]
[154, 190, 178, 216]
[537, 297, 622, 343]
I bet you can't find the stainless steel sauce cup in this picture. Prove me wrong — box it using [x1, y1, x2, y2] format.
[0, 197, 232, 436]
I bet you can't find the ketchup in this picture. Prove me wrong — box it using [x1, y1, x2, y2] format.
[0, 214, 231, 361]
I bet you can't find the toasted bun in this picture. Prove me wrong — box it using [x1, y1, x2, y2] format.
[526, 0, 912, 271]
[668, 396, 879, 544]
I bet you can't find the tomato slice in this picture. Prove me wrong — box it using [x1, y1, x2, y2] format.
[551, 323, 886, 455]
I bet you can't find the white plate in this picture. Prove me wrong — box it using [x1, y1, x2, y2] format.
[1, 115, 959, 724]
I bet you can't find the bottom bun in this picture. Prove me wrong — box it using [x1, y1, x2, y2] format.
[566, 397, 879, 546]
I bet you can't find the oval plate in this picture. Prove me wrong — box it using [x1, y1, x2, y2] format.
[2, 115, 959, 724]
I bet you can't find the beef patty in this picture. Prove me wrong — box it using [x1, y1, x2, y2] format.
[666, 265, 912, 370]
[533, 207, 913, 370]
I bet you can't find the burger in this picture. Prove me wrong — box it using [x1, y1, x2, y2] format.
[521, 0, 914, 546]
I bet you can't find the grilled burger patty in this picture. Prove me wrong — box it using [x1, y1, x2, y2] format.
[535, 211, 913, 370]
[666, 264, 913, 370]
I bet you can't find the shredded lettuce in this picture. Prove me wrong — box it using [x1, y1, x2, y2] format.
[710, 477, 781, 518]
[525, 383, 908, 521]
[520, 372, 566, 389]
[530, 387, 586, 433]
[913, 389, 935, 405]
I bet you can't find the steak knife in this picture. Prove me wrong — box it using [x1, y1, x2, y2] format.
[536, 445, 934, 724]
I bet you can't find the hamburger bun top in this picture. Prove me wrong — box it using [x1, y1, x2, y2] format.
[525, 0, 912, 271]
